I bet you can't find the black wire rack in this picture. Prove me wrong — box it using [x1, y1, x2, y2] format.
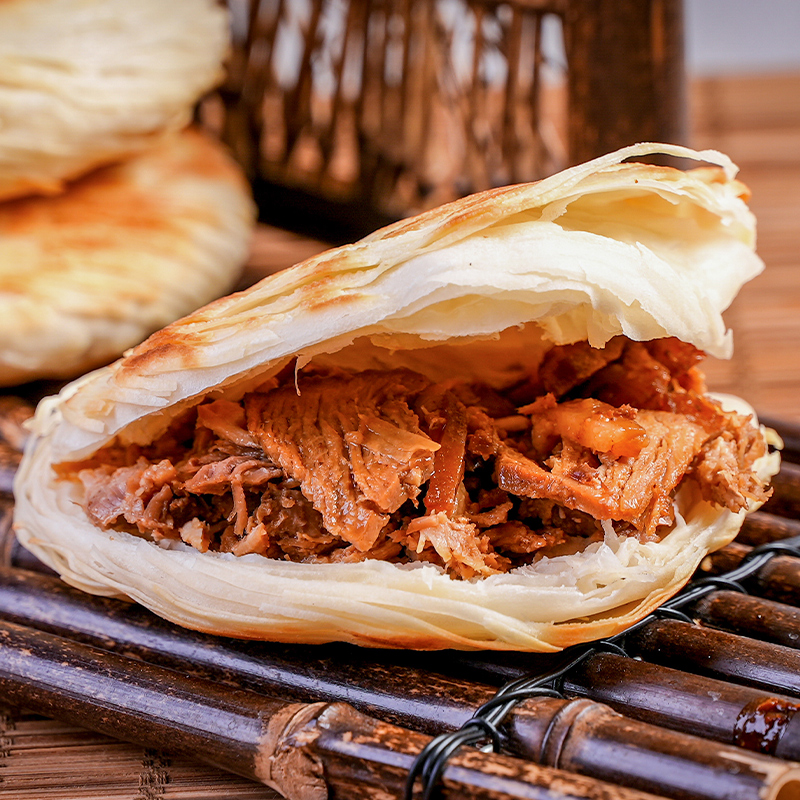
[404, 532, 800, 800]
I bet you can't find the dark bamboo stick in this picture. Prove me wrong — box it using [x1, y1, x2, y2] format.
[1, 568, 795, 800]
[0, 506, 55, 574]
[763, 461, 800, 519]
[624, 618, 800, 698]
[465, 2, 488, 191]
[528, 11, 546, 177]
[530, 697, 800, 800]
[739, 510, 800, 547]
[562, 653, 800, 762]
[281, 0, 323, 164]
[0, 567, 491, 736]
[761, 415, 800, 464]
[440, 649, 800, 761]
[0, 495, 15, 568]
[693, 590, 800, 649]
[1, 618, 674, 800]
[323, 0, 361, 175]
[702, 542, 800, 607]
[236, 0, 280, 175]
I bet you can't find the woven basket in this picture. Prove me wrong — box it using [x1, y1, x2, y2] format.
[201, 0, 684, 239]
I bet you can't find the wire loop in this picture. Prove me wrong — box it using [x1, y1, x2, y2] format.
[747, 540, 800, 561]
[689, 575, 748, 595]
[652, 606, 695, 624]
[463, 717, 504, 751]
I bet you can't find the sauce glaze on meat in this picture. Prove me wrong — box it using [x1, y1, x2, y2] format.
[62, 337, 770, 579]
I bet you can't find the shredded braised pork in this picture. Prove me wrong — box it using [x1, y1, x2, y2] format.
[63, 337, 771, 579]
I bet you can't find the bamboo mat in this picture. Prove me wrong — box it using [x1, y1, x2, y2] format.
[0, 711, 278, 800]
[1, 71, 800, 798]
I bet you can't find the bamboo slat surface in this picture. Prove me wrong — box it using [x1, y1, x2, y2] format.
[1, 71, 800, 799]
[0, 711, 277, 799]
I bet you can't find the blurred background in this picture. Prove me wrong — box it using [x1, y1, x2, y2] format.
[227, 0, 800, 422]
[686, 0, 800, 74]
[684, 0, 800, 421]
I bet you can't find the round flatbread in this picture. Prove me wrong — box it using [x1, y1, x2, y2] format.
[13, 143, 779, 651]
[0, 127, 255, 386]
[0, 0, 230, 201]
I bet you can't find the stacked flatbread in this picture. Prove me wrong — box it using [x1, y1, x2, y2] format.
[0, 0, 256, 386]
[14, 143, 780, 652]
[0, 0, 231, 201]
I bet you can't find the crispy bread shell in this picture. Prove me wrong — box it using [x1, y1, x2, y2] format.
[13, 143, 778, 651]
[0, 0, 230, 200]
[0, 128, 255, 386]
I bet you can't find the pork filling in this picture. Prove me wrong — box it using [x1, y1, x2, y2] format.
[62, 337, 771, 579]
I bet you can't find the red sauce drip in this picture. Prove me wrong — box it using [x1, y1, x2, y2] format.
[733, 697, 800, 755]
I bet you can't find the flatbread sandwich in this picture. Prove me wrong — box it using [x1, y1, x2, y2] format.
[13, 143, 780, 652]
[0, 127, 255, 386]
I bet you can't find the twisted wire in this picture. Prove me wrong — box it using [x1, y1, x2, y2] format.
[404, 532, 800, 800]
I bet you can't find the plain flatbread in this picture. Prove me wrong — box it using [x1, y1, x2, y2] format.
[13, 143, 779, 651]
[0, 0, 230, 201]
[0, 127, 255, 386]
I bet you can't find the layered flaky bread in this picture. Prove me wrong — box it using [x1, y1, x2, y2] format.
[13, 143, 779, 651]
[0, 128, 255, 386]
[0, 0, 230, 201]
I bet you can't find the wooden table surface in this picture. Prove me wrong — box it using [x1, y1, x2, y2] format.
[690, 71, 800, 422]
[1, 71, 799, 799]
